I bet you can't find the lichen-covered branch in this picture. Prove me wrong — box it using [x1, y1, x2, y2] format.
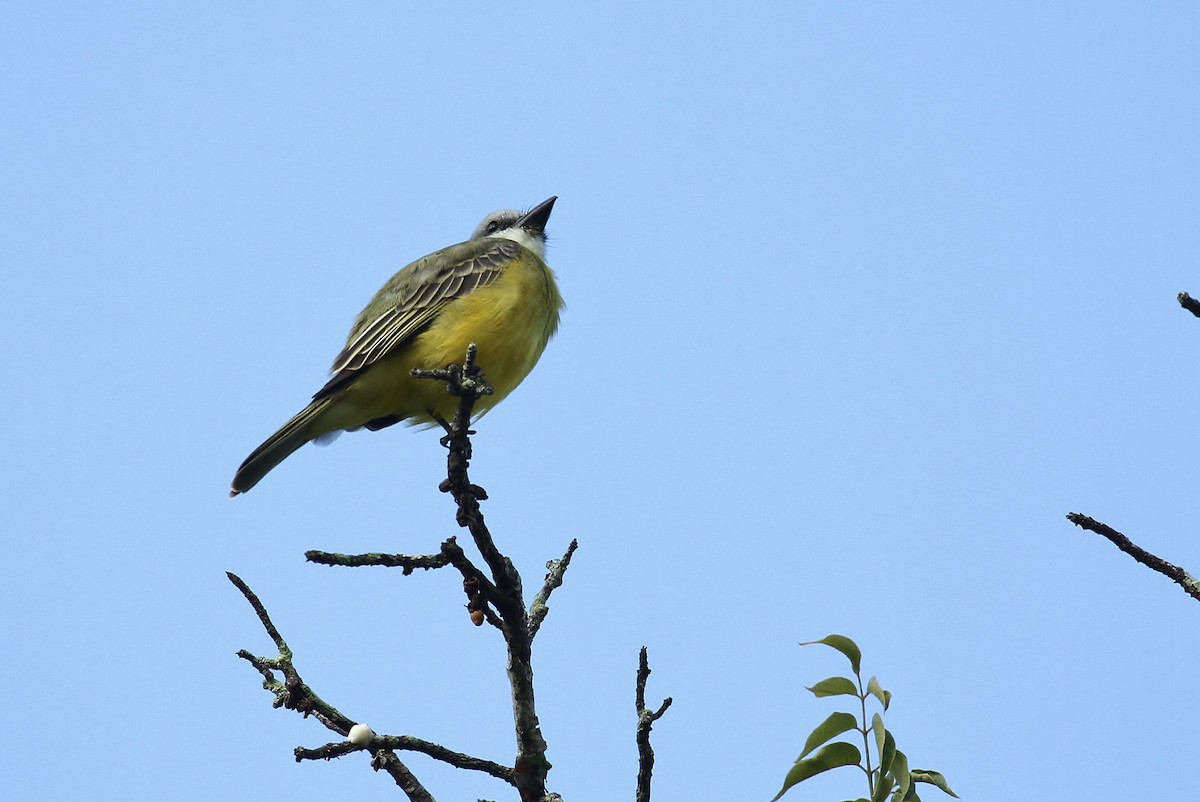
[1066, 513, 1200, 603]
[296, 735, 515, 783]
[530, 539, 578, 639]
[1177, 291, 1200, 318]
[229, 571, 518, 800]
[635, 647, 673, 802]
[228, 572, 442, 799]
[305, 549, 451, 574]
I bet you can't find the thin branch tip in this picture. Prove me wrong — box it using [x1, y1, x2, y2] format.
[1067, 512, 1200, 603]
[1177, 291, 1200, 318]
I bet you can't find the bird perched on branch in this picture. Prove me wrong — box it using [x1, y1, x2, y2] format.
[230, 196, 563, 496]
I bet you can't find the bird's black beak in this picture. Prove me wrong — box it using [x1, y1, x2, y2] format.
[517, 196, 556, 235]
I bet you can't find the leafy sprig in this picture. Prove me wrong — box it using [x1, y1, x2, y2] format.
[772, 634, 957, 802]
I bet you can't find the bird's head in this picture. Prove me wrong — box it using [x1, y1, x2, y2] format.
[471, 196, 556, 258]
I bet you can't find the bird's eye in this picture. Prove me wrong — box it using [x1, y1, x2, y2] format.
[486, 220, 501, 233]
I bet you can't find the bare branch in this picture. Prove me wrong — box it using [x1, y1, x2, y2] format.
[292, 741, 438, 801]
[635, 647, 673, 802]
[1066, 513, 1200, 602]
[376, 736, 515, 782]
[229, 574, 350, 729]
[306, 548, 452, 574]
[529, 539, 579, 639]
[1178, 291, 1200, 318]
[297, 735, 515, 783]
[371, 752, 435, 802]
[227, 571, 290, 657]
[229, 571, 517, 801]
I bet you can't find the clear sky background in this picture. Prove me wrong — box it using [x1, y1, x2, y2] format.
[3, 3, 1197, 800]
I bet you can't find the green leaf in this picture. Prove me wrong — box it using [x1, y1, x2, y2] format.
[799, 711, 859, 759]
[806, 676, 858, 698]
[872, 771, 893, 802]
[889, 749, 911, 799]
[800, 634, 862, 674]
[871, 713, 885, 758]
[866, 676, 890, 710]
[770, 742, 862, 801]
[911, 770, 959, 798]
[878, 728, 896, 778]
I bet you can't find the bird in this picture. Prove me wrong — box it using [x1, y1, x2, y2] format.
[230, 196, 563, 496]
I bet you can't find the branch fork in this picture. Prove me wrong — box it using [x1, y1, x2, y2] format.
[232, 346, 622, 802]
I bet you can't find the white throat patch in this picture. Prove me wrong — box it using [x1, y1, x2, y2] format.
[493, 227, 547, 259]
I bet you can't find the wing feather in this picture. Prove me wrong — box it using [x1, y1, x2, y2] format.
[313, 238, 519, 399]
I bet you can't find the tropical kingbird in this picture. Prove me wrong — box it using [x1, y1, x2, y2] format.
[230, 196, 563, 496]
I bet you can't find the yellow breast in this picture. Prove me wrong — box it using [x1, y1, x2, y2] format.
[330, 252, 562, 428]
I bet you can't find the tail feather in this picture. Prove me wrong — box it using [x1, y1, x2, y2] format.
[230, 397, 335, 496]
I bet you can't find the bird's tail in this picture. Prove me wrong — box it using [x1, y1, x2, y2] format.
[230, 397, 335, 496]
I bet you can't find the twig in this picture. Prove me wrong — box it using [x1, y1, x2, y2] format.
[529, 539, 579, 639]
[635, 647, 673, 802]
[306, 548, 452, 574]
[1066, 513, 1200, 602]
[1178, 291, 1200, 318]
[297, 735, 515, 783]
[227, 571, 290, 656]
[228, 571, 518, 800]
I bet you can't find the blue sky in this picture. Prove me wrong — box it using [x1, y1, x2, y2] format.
[3, 3, 1197, 800]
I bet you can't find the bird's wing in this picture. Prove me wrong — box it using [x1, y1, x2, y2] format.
[313, 238, 519, 400]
